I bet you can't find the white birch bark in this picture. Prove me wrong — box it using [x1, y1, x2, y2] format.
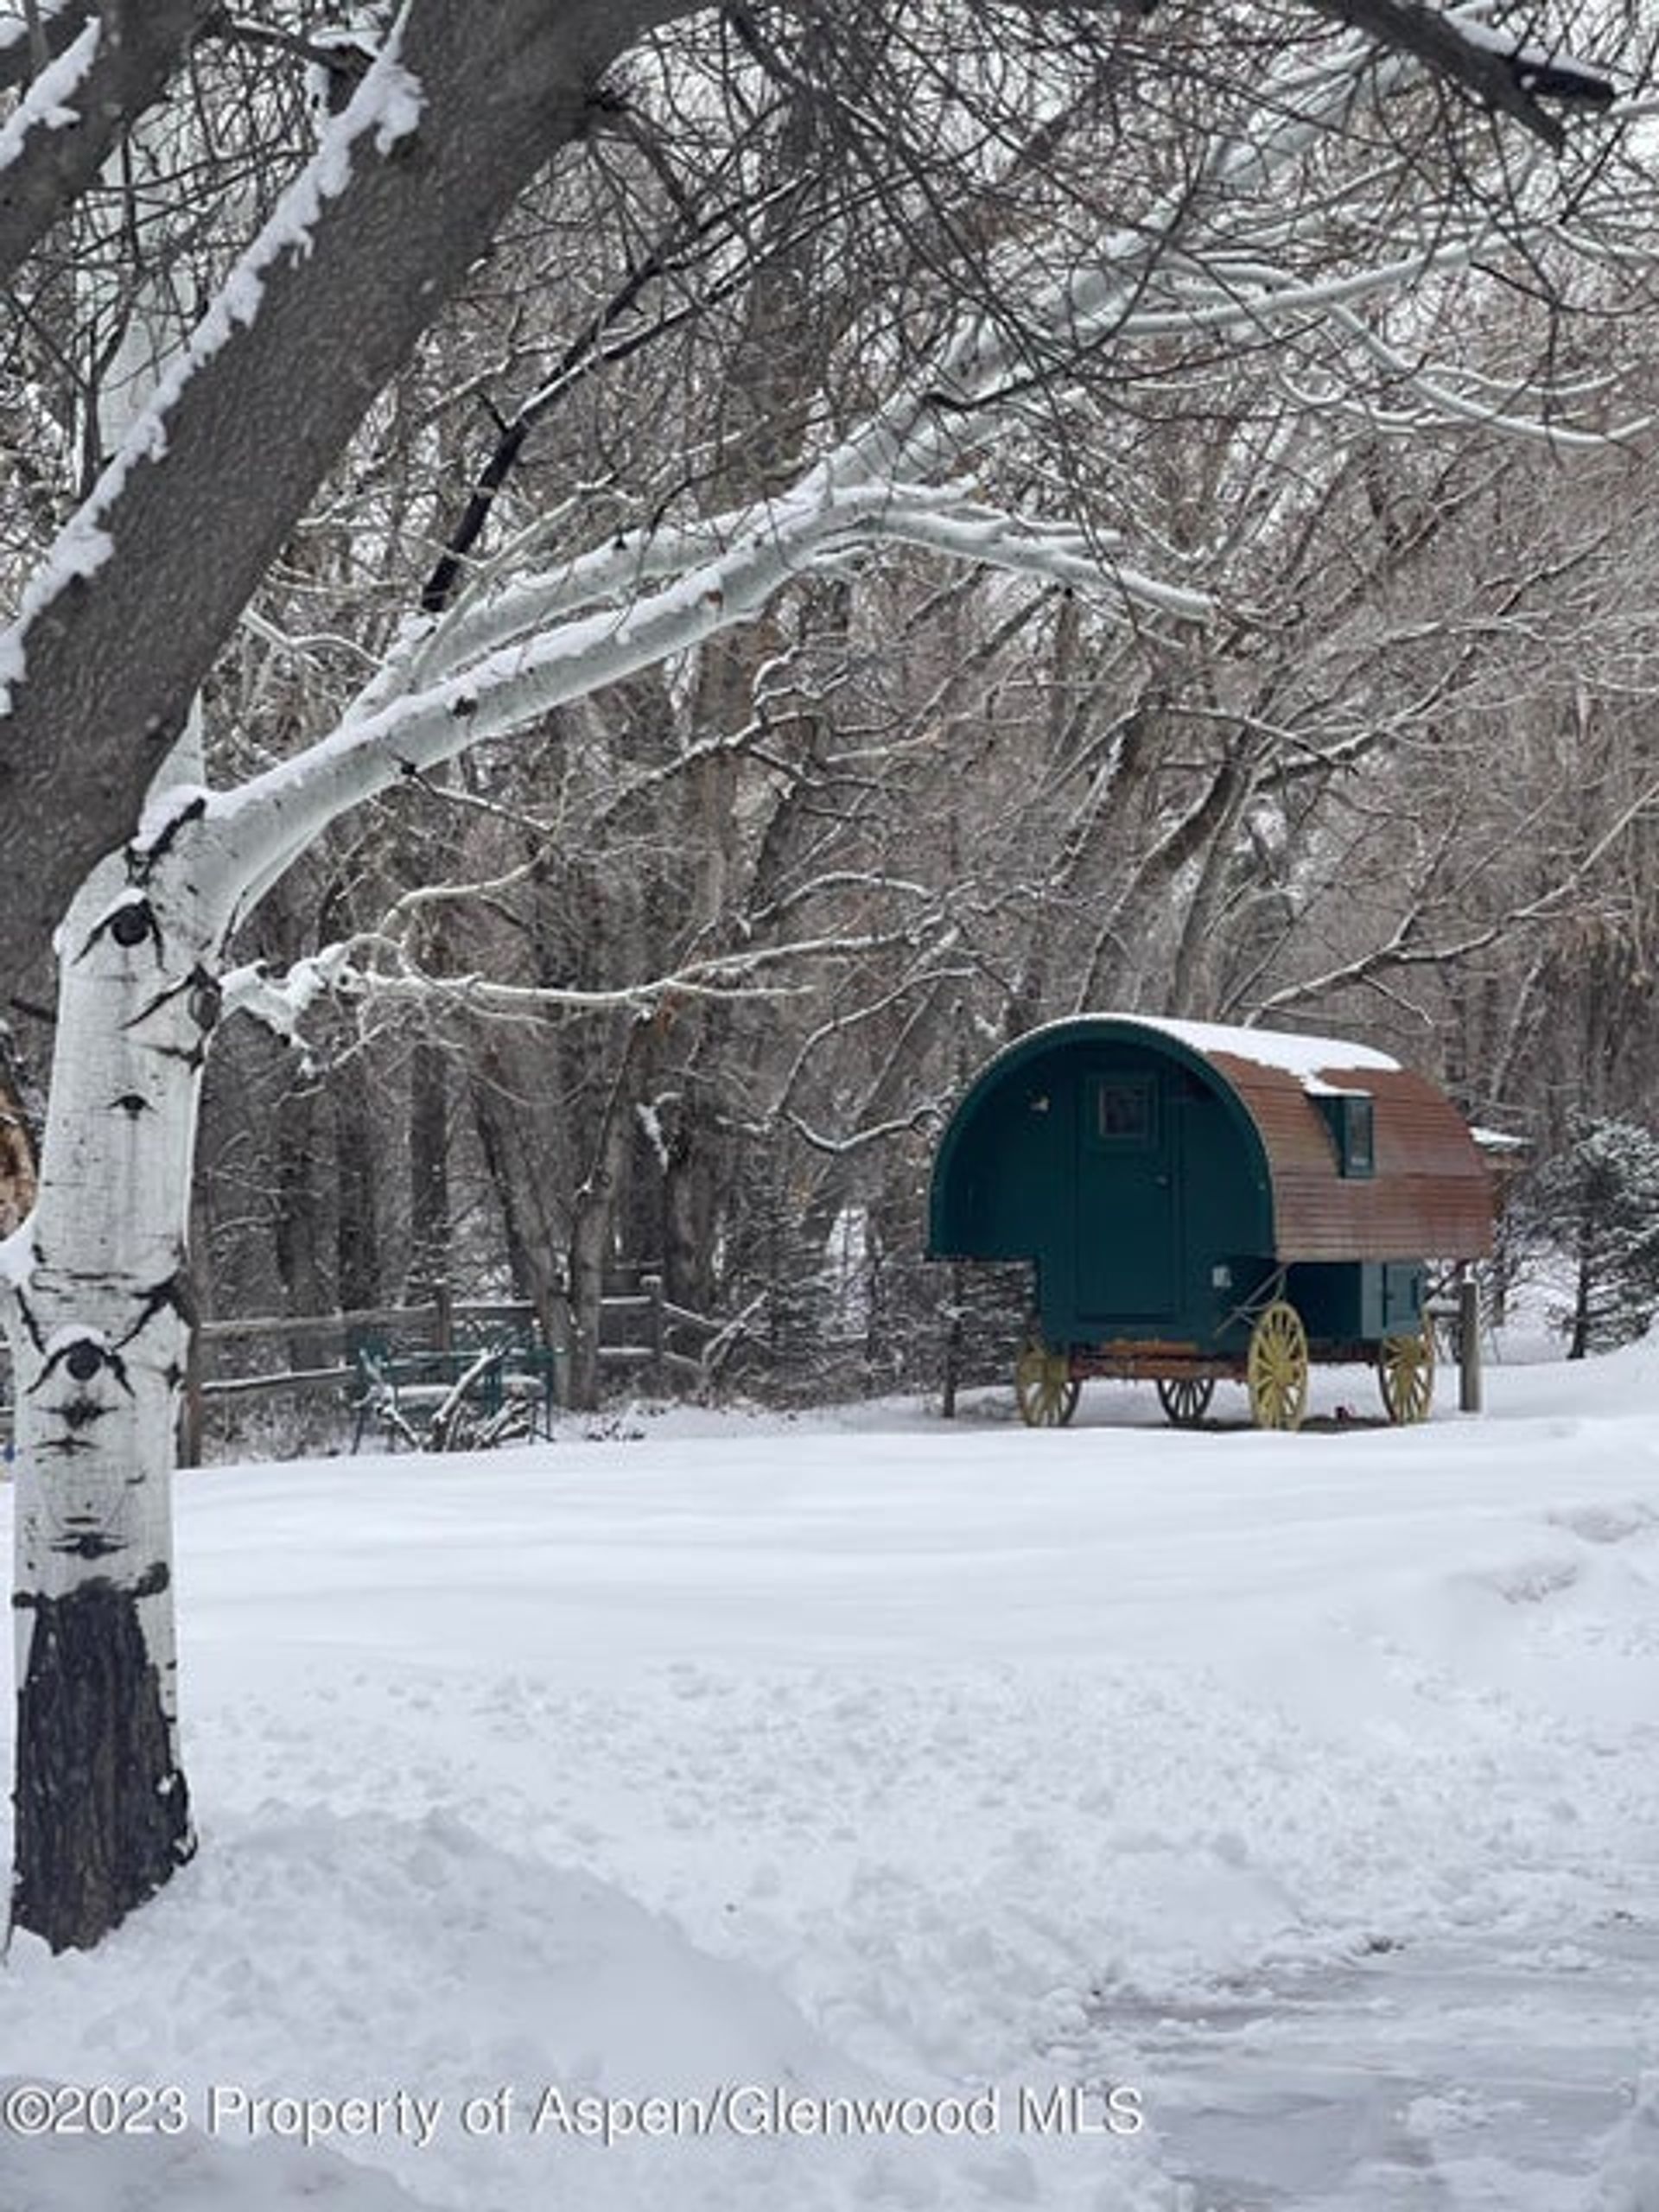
[5, 98, 220, 1950]
[5, 821, 231, 1947]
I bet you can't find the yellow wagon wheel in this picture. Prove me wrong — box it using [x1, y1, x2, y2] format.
[1015, 1340, 1080, 1427]
[1156, 1375, 1216, 1428]
[1377, 1323, 1434, 1425]
[1246, 1300, 1308, 1432]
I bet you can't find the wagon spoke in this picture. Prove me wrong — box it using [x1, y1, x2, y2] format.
[1156, 1374, 1215, 1427]
[1378, 1323, 1434, 1424]
[1015, 1340, 1079, 1427]
[1246, 1300, 1308, 1431]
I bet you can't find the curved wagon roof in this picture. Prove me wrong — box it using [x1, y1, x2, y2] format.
[930, 1013, 1492, 1264]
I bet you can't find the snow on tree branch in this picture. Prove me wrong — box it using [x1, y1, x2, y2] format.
[0, 2, 220, 293]
[0, 0, 680, 1014]
[0, 22, 424, 715]
[383, 486, 1208, 714]
[1298, 1, 1616, 150]
[0, 16, 96, 171]
[783, 1107, 940, 1158]
[823, 35, 1494, 494]
[219, 946, 364, 1052]
[224, 925, 952, 1048]
[188, 18, 1644, 934]
[0, 0, 82, 53]
[1294, 300, 1654, 449]
[210, 474, 1180, 911]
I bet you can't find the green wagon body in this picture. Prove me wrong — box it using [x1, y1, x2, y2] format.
[928, 1015, 1493, 1425]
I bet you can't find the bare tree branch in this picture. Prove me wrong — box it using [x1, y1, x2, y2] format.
[0, 0, 694, 1011]
[0, 2, 218, 290]
[1298, 0, 1615, 149]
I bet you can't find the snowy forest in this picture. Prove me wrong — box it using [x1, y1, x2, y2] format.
[3, 0, 1659, 1960]
[6, 1, 1656, 1432]
[177, 13, 1659, 1397]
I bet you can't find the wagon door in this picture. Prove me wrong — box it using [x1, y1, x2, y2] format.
[1074, 1065, 1179, 1323]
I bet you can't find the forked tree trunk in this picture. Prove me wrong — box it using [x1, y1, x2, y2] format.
[6, 840, 224, 1950]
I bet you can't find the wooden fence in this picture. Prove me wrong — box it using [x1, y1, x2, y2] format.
[0, 1279, 728, 1461]
[178, 1278, 727, 1458]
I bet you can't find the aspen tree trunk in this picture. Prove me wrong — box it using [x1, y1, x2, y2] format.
[4, 106, 221, 1945]
[7, 836, 226, 1949]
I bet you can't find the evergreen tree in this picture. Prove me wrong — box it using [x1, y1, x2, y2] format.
[1522, 1117, 1659, 1357]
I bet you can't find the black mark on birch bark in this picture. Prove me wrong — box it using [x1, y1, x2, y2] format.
[11, 1578, 194, 1952]
[117, 1271, 196, 1348]
[79, 898, 159, 962]
[130, 793, 206, 875]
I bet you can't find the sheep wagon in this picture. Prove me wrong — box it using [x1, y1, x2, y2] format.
[927, 1015, 1493, 1431]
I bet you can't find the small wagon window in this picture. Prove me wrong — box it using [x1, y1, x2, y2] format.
[1093, 1077, 1155, 1147]
[1345, 1096, 1375, 1176]
[1317, 1092, 1375, 1179]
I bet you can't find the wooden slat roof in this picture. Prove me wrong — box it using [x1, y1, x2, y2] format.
[1204, 1049, 1493, 1262]
[931, 1014, 1495, 1268]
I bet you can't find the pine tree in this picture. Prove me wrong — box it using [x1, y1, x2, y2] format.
[1523, 1116, 1659, 1357]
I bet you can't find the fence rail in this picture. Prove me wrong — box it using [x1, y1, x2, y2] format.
[1, 1256, 1003, 1452]
[183, 1281, 725, 1454]
[0, 1279, 727, 1460]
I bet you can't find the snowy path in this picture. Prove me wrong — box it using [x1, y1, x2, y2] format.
[2, 1347, 1658, 2209]
[1116, 1918, 1659, 2208]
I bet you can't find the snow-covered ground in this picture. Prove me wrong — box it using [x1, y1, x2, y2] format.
[3, 1343, 1659, 2212]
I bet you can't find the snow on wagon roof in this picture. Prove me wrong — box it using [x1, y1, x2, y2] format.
[1130, 1014, 1401, 1081]
[1005, 1012, 1402, 1084]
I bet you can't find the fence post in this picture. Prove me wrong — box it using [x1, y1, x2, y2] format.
[1458, 1268, 1483, 1414]
[643, 1272, 667, 1396]
[179, 1323, 204, 1468]
[940, 1264, 962, 1419]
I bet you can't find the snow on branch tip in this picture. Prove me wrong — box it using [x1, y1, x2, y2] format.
[1116, 1, 1615, 148]
[1290, 1, 1617, 148]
